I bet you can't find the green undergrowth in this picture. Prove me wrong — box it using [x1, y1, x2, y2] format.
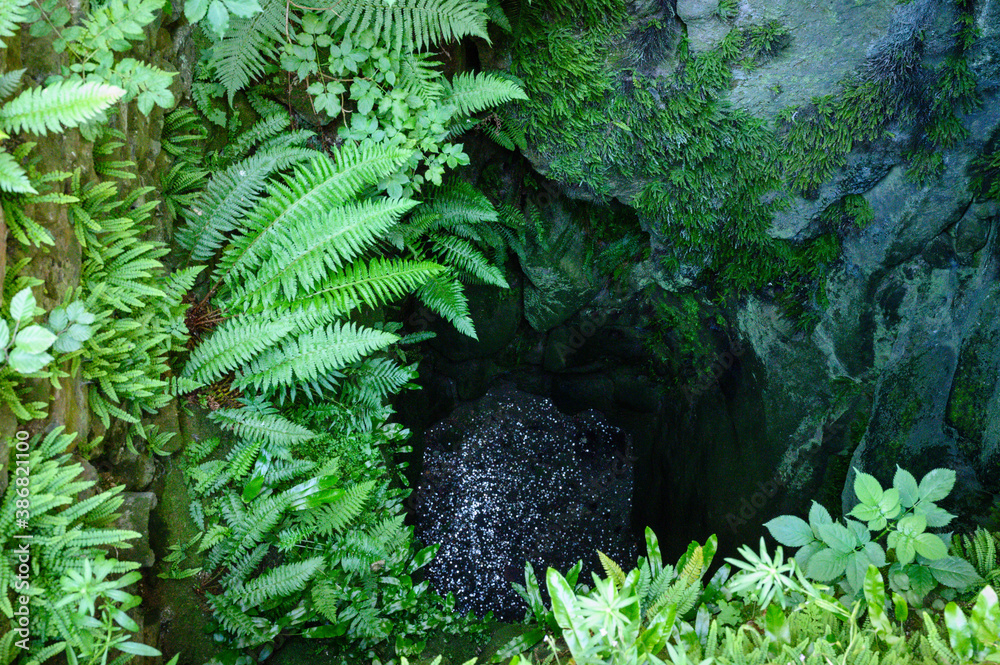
[502, 0, 982, 327]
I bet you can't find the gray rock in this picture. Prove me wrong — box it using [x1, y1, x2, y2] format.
[113, 492, 157, 568]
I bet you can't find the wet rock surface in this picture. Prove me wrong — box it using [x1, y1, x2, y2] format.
[415, 383, 638, 620]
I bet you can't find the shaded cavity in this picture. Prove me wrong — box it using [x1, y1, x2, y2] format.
[414, 382, 637, 620]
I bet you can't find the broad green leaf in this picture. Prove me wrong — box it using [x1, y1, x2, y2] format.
[927, 556, 985, 590]
[766, 515, 814, 547]
[863, 542, 886, 568]
[546, 568, 588, 654]
[876, 487, 901, 519]
[864, 565, 886, 607]
[47, 307, 68, 331]
[854, 469, 884, 506]
[849, 502, 881, 526]
[895, 536, 916, 566]
[893, 466, 919, 507]
[9, 287, 35, 322]
[116, 642, 161, 657]
[206, 0, 229, 39]
[793, 540, 825, 570]
[918, 468, 956, 503]
[817, 522, 856, 553]
[913, 533, 948, 560]
[184, 0, 209, 22]
[809, 502, 833, 536]
[945, 603, 974, 660]
[765, 604, 789, 643]
[915, 502, 955, 528]
[846, 550, 872, 592]
[7, 348, 52, 373]
[892, 593, 908, 622]
[0, 320, 8, 348]
[14, 325, 57, 353]
[896, 514, 927, 536]
[412, 544, 438, 569]
[223, 0, 261, 17]
[970, 585, 999, 645]
[807, 548, 849, 581]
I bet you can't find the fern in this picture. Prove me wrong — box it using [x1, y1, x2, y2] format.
[415, 274, 476, 338]
[233, 322, 399, 394]
[0, 148, 34, 193]
[209, 0, 290, 101]
[232, 198, 419, 306]
[0, 79, 124, 134]
[0, 0, 30, 42]
[216, 147, 411, 286]
[330, 0, 490, 53]
[284, 257, 445, 316]
[183, 317, 296, 384]
[208, 408, 320, 448]
[443, 71, 528, 116]
[237, 557, 325, 606]
[176, 145, 321, 262]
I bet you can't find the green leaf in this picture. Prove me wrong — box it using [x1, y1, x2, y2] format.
[807, 548, 849, 581]
[808, 501, 833, 536]
[893, 466, 919, 507]
[7, 348, 52, 373]
[116, 642, 162, 657]
[0, 320, 8, 348]
[913, 533, 948, 560]
[970, 585, 999, 645]
[914, 502, 955, 528]
[224, 0, 261, 17]
[9, 287, 35, 322]
[864, 565, 886, 608]
[876, 487, 901, 519]
[897, 514, 927, 536]
[927, 556, 985, 590]
[917, 468, 955, 503]
[766, 515, 815, 547]
[854, 469, 884, 506]
[817, 522, 856, 553]
[185, 0, 210, 22]
[14, 325, 57, 353]
[206, 0, 230, 39]
[0, 149, 36, 193]
[846, 550, 873, 592]
[893, 593, 908, 622]
[945, 603, 974, 660]
[0, 80, 124, 135]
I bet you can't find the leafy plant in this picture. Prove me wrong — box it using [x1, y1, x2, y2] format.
[766, 466, 983, 603]
[952, 528, 1000, 589]
[0, 428, 158, 664]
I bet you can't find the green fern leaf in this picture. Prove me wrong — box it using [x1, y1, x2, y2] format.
[331, 0, 490, 53]
[416, 275, 476, 338]
[218, 147, 412, 286]
[233, 198, 418, 306]
[0, 148, 35, 193]
[233, 322, 399, 394]
[0, 80, 124, 135]
[209, 0, 289, 101]
[237, 557, 324, 606]
[0, 68, 23, 98]
[0, 0, 30, 42]
[182, 316, 296, 384]
[208, 408, 319, 448]
[444, 71, 527, 117]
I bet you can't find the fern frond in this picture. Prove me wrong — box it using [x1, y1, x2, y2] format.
[443, 71, 527, 117]
[331, 0, 490, 53]
[233, 322, 399, 394]
[428, 233, 508, 287]
[416, 275, 475, 338]
[0, 80, 124, 135]
[237, 557, 325, 607]
[0, 68, 24, 98]
[233, 198, 419, 306]
[182, 316, 296, 384]
[208, 408, 319, 448]
[0, 0, 30, 42]
[598, 550, 627, 588]
[218, 147, 412, 285]
[176, 146, 320, 262]
[284, 258, 445, 315]
[0, 148, 34, 193]
[209, 0, 290, 101]
[314, 480, 376, 535]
